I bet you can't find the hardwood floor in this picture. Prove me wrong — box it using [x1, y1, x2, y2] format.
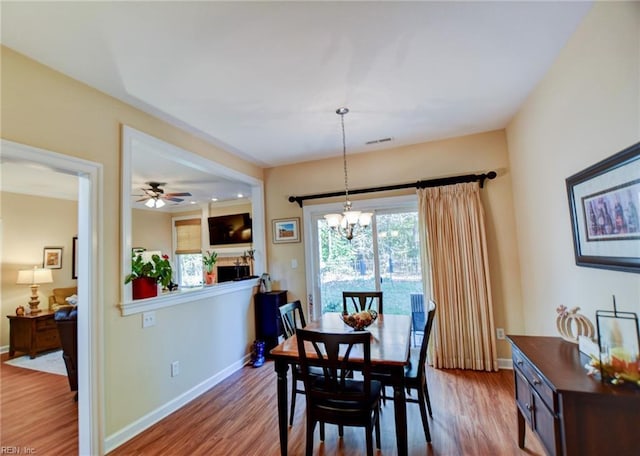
[1, 352, 546, 455]
[110, 361, 546, 456]
[0, 352, 78, 454]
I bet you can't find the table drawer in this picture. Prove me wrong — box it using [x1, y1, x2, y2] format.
[35, 329, 61, 349]
[512, 348, 556, 413]
[36, 318, 57, 331]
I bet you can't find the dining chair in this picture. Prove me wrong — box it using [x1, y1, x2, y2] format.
[410, 293, 426, 347]
[278, 300, 310, 425]
[296, 329, 382, 456]
[342, 291, 383, 314]
[376, 299, 436, 442]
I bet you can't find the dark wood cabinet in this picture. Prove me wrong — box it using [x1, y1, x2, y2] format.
[508, 335, 640, 456]
[7, 310, 61, 359]
[254, 290, 288, 353]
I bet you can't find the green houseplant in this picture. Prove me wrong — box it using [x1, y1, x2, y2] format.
[203, 250, 218, 285]
[125, 251, 173, 299]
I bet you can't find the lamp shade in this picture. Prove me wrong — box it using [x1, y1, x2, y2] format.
[16, 267, 53, 285]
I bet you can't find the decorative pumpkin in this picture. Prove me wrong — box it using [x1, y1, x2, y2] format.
[556, 305, 595, 344]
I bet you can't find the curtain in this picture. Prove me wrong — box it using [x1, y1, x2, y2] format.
[418, 182, 498, 371]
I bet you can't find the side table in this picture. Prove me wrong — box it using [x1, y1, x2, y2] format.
[7, 310, 61, 359]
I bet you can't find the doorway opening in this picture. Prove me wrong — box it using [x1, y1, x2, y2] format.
[1, 139, 102, 455]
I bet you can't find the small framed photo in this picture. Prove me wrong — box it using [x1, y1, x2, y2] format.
[43, 247, 63, 269]
[566, 141, 640, 273]
[272, 218, 301, 244]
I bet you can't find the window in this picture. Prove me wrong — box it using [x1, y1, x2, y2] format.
[176, 253, 203, 288]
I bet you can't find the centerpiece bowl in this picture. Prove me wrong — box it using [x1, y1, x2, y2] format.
[340, 309, 378, 331]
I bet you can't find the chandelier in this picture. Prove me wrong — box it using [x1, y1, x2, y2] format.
[324, 107, 373, 241]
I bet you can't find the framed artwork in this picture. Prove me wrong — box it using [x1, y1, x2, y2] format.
[72, 236, 78, 279]
[566, 141, 640, 273]
[43, 247, 63, 269]
[272, 217, 301, 244]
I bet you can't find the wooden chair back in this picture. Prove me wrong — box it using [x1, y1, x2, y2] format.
[296, 329, 373, 403]
[279, 300, 306, 339]
[342, 291, 383, 315]
[416, 300, 437, 379]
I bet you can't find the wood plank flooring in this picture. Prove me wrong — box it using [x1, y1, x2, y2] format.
[1, 351, 546, 455]
[0, 352, 78, 455]
[109, 361, 546, 456]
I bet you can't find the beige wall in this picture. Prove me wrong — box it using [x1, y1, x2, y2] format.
[1, 192, 78, 346]
[506, 2, 640, 335]
[1, 46, 263, 439]
[265, 130, 523, 358]
[132, 209, 173, 255]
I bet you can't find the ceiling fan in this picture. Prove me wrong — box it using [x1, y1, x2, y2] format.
[135, 182, 192, 208]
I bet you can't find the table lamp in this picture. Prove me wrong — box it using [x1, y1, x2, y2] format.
[16, 266, 53, 314]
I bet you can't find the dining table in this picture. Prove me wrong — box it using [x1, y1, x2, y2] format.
[270, 312, 412, 456]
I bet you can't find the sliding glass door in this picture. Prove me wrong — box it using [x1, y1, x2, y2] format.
[375, 211, 422, 314]
[305, 195, 423, 319]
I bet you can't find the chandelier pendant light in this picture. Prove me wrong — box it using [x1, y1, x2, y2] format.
[324, 107, 373, 241]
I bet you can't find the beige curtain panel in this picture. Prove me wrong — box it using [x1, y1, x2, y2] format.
[418, 182, 498, 371]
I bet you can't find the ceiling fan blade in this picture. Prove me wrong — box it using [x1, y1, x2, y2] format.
[164, 192, 192, 197]
[166, 197, 184, 202]
[136, 197, 151, 202]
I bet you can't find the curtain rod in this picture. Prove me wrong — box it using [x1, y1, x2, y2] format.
[288, 171, 497, 207]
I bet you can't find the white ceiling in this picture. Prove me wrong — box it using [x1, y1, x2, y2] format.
[1, 1, 593, 169]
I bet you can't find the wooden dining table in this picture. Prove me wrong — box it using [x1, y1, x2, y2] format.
[270, 312, 412, 456]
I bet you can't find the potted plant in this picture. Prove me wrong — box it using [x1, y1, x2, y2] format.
[203, 250, 218, 285]
[124, 251, 173, 299]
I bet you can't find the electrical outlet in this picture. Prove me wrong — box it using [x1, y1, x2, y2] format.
[496, 328, 505, 340]
[142, 311, 156, 328]
[171, 361, 180, 377]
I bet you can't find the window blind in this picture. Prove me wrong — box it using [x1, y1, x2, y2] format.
[175, 218, 201, 254]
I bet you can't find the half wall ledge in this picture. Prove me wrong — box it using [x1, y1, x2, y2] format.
[119, 277, 259, 316]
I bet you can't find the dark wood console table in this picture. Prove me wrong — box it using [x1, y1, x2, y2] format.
[507, 335, 640, 456]
[7, 310, 61, 359]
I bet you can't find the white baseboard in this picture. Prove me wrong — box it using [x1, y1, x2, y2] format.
[0, 345, 9, 354]
[498, 357, 513, 370]
[104, 353, 252, 454]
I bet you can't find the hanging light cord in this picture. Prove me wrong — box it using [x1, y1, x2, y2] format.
[339, 108, 351, 209]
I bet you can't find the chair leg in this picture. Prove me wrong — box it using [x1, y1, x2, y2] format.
[374, 404, 381, 449]
[338, 424, 344, 437]
[320, 422, 325, 441]
[289, 379, 297, 426]
[424, 381, 433, 417]
[306, 419, 316, 456]
[365, 424, 374, 456]
[416, 386, 432, 442]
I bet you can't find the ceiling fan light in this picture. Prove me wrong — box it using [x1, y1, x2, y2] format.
[155, 198, 166, 208]
[145, 199, 155, 208]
